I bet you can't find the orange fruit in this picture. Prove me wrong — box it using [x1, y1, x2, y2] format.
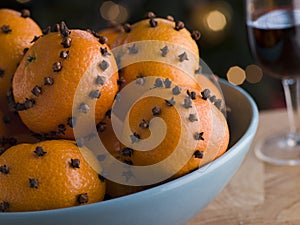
[12, 24, 119, 139]
[0, 139, 105, 212]
[195, 74, 224, 101]
[0, 8, 42, 111]
[112, 13, 225, 106]
[98, 24, 124, 48]
[113, 14, 202, 89]
[83, 77, 228, 195]
[115, 77, 229, 183]
[93, 116, 146, 198]
[97, 116, 121, 158]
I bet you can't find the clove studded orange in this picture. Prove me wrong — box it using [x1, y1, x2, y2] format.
[112, 13, 201, 90]
[0, 139, 105, 212]
[0, 8, 42, 112]
[12, 22, 119, 139]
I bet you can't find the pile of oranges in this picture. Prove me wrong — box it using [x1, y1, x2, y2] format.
[0, 9, 229, 211]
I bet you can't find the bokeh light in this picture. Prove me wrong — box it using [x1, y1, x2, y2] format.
[245, 64, 263, 83]
[100, 1, 128, 24]
[227, 66, 246, 85]
[206, 10, 227, 31]
[16, 0, 31, 3]
[189, 1, 232, 45]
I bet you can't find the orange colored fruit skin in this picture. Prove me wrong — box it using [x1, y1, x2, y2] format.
[95, 116, 146, 198]
[113, 18, 201, 89]
[120, 62, 201, 90]
[174, 103, 229, 178]
[196, 75, 224, 101]
[118, 88, 228, 180]
[0, 140, 105, 212]
[112, 17, 224, 107]
[126, 95, 212, 175]
[12, 29, 119, 139]
[98, 27, 123, 48]
[98, 117, 121, 157]
[113, 18, 198, 55]
[0, 8, 42, 111]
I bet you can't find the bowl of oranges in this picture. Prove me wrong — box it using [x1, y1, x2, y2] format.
[0, 9, 258, 225]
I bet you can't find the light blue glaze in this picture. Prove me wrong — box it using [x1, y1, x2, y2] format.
[0, 79, 259, 225]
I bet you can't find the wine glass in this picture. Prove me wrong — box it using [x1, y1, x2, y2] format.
[246, 0, 300, 165]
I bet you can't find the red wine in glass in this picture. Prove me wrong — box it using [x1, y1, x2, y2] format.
[246, 2, 300, 165]
[247, 9, 300, 79]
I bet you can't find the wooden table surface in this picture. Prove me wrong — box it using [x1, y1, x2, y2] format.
[188, 109, 300, 225]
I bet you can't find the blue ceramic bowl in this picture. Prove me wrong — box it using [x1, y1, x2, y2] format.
[0, 79, 259, 225]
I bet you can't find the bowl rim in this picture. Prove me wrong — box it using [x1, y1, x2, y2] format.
[0, 79, 259, 217]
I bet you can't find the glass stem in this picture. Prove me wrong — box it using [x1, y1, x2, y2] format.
[282, 78, 300, 137]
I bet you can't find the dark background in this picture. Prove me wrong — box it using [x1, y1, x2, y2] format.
[0, 0, 285, 110]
